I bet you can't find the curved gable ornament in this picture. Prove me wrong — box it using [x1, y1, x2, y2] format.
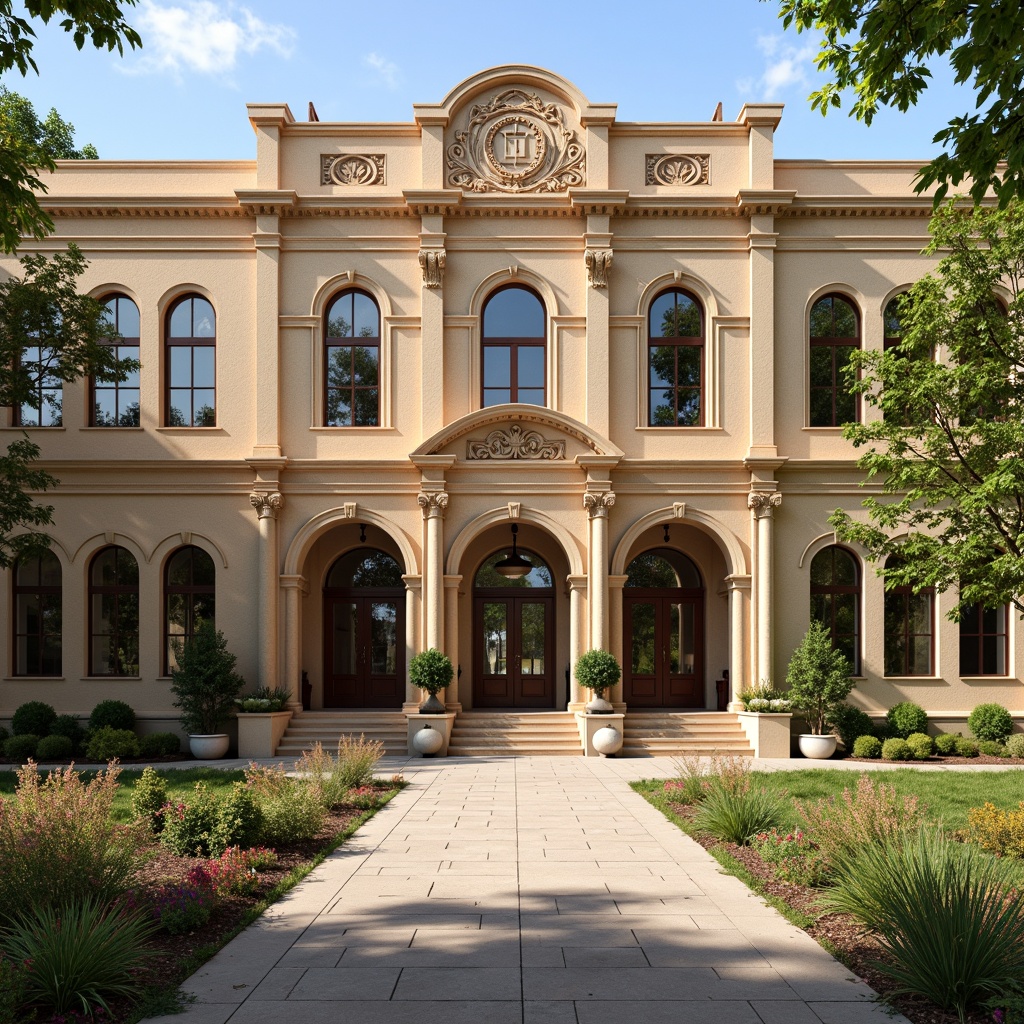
[446, 89, 586, 194]
[468, 424, 565, 460]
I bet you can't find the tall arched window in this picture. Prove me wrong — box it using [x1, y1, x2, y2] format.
[809, 293, 859, 426]
[13, 550, 62, 676]
[165, 545, 215, 672]
[810, 545, 860, 673]
[166, 295, 216, 427]
[89, 546, 140, 676]
[481, 286, 545, 407]
[648, 289, 704, 426]
[325, 289, 380, 426]
[93, 294, 141, 427]
[883, 556, 933, 676]
[883, 295, 903, 352]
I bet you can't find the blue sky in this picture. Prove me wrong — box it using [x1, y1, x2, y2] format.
[3, 0, 975, 163]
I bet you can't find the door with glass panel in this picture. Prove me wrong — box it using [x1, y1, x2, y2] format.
[623, 549, 704, 708]
[323, 550, 404, 708]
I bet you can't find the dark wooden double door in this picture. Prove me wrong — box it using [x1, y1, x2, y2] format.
[324, 594, 404, 708]
[474, 594, 555, 707]
[624, 593, 703, 708]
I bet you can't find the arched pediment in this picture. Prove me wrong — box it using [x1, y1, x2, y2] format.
[437, 65, 595, 121]
[410, 406, 623, 462]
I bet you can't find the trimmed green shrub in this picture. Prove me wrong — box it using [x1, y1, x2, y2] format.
[956, 737, 981, 758]
[170, 621, 246, 735]
[886, 701, 928, 739]
[85, 726, 139, 761]
[852, 735, 882, 758]
[160, 782, 224, 857]
[573, 648, 621, 697]
[968, 703, 1014, 742]
[11, 700, 56, 737]
[881, 737, 914, 761]
[130, 766, 168, 834]
[35, 734, 73, 760]
[3, 734, 39, 762]
[785, 622, 853, 735]
[138, 732, 181, 758]
[218, 782, 264, 849]
[0, 726, 8, 744]
[907, 732, 934, 760]
[88, 699, 136, 733]
[831, 704, 875, 752]
[50, 714, 86, 752]
[244, 763, 326, 845]
[935, 732, 960, 755]
[978, 739, 1005, 756]
[1005, 734, 1024, 759]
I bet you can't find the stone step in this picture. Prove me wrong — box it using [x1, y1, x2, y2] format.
[448, 710, 581, 757]
[276, 711, 408, 757]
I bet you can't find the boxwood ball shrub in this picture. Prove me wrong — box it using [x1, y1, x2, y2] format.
[955, 736, 980, 758]
[138, 732, 181, 758]
[968, 703, 1014, 743]
[886, 701, 928, 739]
[935, 732, 960, 755]
[50, 714, 86, 752]
[3, 734, 39, 761]
[88, 699, 136, 734]
[831, 704, 875, 752]
[12, 700, 57, 737]
[85, 727, 140, 762]
[881, 737, 914, 762]
[574, 648, 622, 697]
[36, 735, 74, 761]
[979, 740, 1005, 757]
[1006, 734, 1024, 759]
[852, 735, 882, 759]
[907, 732, 934, 760]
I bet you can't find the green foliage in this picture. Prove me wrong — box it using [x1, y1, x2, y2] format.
[11, 698, 55, 736]
[138, 731, 181, 757]
[574, 648, 622, 696]
[50, 713, 85, 751]
[823, 830, 1024, 1022]
[218, 782, 264, 849]
[907, 732, 935, 760]
[408, 647, 454, 696]
[35, 733, 72, 760]
[935, 732, 961, 755]
[777, 0, 1024, 208]
[235, 685, 291, 713]
[963, 801, 1024, 859]
[130, 766, 167, 834]
[852, 735, 882, 758]
[664, 754, 713, 805]
[1006, 734, 1024, 759]
[159, 782, 224, 857]
[956, 737, 981, 758]
[784, 622, 853, 734]
[830, 203, 1024, 618]
[882, 737, 914, 761]
[0, 953, 26, 1024]
[85, 725, 139, 761]
[0, 87, 97, 163]
[244, 763, 326, 845]
[980, 739, 1006, 757]
[691, 758, 786, 845]
[297, 734, 385, 808]
[170, 620, 246, 735]
[0, 727, 6, 744]
[89, 698, 135, 733]
[968, 702, 1014, 742]
[1, 897, 154, 1016]
[751, 828, 827, 886]
[2, 733, 38, 761]
[886, 701, 928, 739]
[831, 703, 874, 751]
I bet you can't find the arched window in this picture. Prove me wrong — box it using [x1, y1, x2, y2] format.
[324, 290, 380, 427]
[625, 549, 702, 589]
[166, 295, 216, 427]
[89, 546, 140, 675]
[165, 545, 215, 672]
[93, 295, 141, 427]
[960, 602, 1008, 676]
[810, 545, 859, 673]
[648, 289, 704, 426]
[883, 556, 933, 676]
[13, 550, 61, 676]
[481, 286, 545, 407]
[883, 295, 903, 352]
[809, 293, 859, 426]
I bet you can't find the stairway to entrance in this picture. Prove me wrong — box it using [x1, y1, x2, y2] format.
[447, 710, 582, 756]
[275, 711, 409, 758]
[621, 711, 753, 757]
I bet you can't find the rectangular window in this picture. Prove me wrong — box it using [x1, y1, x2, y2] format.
[15, 346, 62, 427]
[959, 602, 1008, 675]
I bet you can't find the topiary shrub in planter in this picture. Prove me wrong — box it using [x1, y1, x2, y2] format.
[853, 735, 882, 759]
[907, 732, 934, 760]
[36, 735, 74, 760]
[832, 704, 874, 753]
[968, 703, 1014, 743]
[881, 737, 914, 761]
[88, 699, 136, 734]
[886, 701, 928, 739]
[3, 734, 39, 761]
[575, 649, 622, 714]
[86, 727, 140, 761]
[785, 623, 853, 757]
[935, 732, 960, 755]
[12, 701, 56, 738]
[955, 736, 980, 758]
[408, 648, 453, 714]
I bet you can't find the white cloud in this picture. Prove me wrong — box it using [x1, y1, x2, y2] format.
[127, 0, 296, 76]
[363, 52, 401, 90]
[738, 34, 819, 100]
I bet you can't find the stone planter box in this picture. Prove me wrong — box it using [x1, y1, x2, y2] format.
[576, 712, 625, 757]
[236, 710, 293, 759]
[737, 712, 793, 759]
[407, 712, 456, 756]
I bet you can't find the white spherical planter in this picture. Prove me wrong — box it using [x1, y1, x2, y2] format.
[188, 734, 230, 760]
[412, 725, 444, 757]
[592, 726, 623, 757]
[798, 733, 838, 760]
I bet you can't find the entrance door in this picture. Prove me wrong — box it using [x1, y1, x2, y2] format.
[623, 549, 704, 709]
[323, 550, 404, 709]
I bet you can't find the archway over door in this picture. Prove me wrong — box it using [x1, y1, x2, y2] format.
[323, 549, 405, 708]
[623, 548, 704, 708]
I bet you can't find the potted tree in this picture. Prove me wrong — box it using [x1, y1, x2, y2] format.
[785, 622, 854, 759]
[410, 647, 453, 714]
[575, 649, 620, 715]
[170, 620, 246, 759]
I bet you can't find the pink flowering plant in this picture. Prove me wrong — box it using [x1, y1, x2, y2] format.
[204, 847, 277, 897]
[751, 828, 828, 887]
[152, 865, 216, 935]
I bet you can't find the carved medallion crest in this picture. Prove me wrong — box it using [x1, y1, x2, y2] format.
[467, 424, 566, 460]
[321, 154, 386, 186]
[645, 154, 710, 186]
[447, 90, 586, 194]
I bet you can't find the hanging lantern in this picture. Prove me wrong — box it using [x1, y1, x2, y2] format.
[494, 523, 531, 579]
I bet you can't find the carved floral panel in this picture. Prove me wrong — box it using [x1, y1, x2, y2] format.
[321, 154, 386, 186]
[645, 154, 710, 186]
[467, 424, 566, 460]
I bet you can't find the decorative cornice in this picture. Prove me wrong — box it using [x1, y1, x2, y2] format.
[417, 491, 449, 518]
[250, 491, 283, 520]
[467, 425, 566, 461]
[235, 190, 299, 216]
[584, 248, 612, 288]
[747, 492, 782, 519]
[418, 247, 446, 288]
[583, 491, 616, 518]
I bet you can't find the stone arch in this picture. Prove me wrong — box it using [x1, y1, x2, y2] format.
[611, 506, 746, 577]
[309, 272, 394, 321]
[798, 532, 868, 569]
[637, 272, 720, 322]
[150, 532, 228, 569]
[73, 533, 147, 567]
[468, 267, 561, 321]
[437, 64, 594, 122]
[284, 507, 416, 578]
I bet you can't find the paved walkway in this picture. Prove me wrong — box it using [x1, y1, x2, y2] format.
[147, 756, 910, 1024]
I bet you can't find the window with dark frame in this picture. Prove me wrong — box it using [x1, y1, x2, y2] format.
[810, 545, 860, 673]
[89, 545, 140, 676]
[481, 286, 546, 407]
[164, 545, 215, 673]
[883, 556, 933, 676]
[648, 288, 704, 426]
[959, 602, 1008, 676]
[809, 293, 859, 427]
[166, 295, 216, 427]
[13, 551, 62, 676]
[14, 346, 62, 427]
[324, 289, 380, 426]
[93, 295, 141, 427]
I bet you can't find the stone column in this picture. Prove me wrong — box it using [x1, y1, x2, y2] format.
[583, 490, 615, 651]
[444, 574, 463, 710]
[747, 492, 782, 687]
[402, 575, 422, 710]
[417, 491, 448, 652]
[566, 574, 588, 709]
[249, 492, 282, 693]
[279, 574, 307, 711]
[725, 574, 752, 711]
[608, 574, 629, 705]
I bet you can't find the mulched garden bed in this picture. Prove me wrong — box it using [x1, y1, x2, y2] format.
[844, 754, 1018, 766]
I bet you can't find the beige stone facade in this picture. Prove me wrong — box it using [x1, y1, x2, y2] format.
[1, 65, 1020, 742]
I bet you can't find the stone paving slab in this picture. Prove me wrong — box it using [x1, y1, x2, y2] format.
[142, 756, 912, 1024]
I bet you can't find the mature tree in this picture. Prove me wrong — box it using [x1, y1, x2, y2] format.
[0, 0, 140, 252]
[830, 201, 1024, 618]
[0, 87, 98, 160]
[776, 0, 1024, 206]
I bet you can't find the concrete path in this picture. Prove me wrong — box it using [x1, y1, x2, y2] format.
[146, 756, 908, 1024]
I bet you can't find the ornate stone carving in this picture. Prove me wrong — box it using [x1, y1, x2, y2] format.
[585, 248, 612, 288]
[341, 501, 357, 518]
[507, 502, 521, 519]
[583, 491, 616, 519]
[321, 154, 386, 186]
[645, 154, 710, 187]
[747, 492, 782, 519]
[446, 89, 586, 194]
[250, 492, 283, 520]
[417, 491, 449, 519]
[672, 501, 686, 519]
[467, 424, 565, 461]
[418, 248, 446, 288]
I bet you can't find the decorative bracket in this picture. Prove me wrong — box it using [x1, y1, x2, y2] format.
[507, 502, 521, 519]
[418, 248, 446, 288]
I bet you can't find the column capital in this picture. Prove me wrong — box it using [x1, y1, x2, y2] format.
[418, 247, 446, 288]
[250, 491, 283, 520]
[417, 491, 449, 519]
[583, 490, 616, 519]
[585, 247, 612, 288]
[747, 491, 782, 519]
